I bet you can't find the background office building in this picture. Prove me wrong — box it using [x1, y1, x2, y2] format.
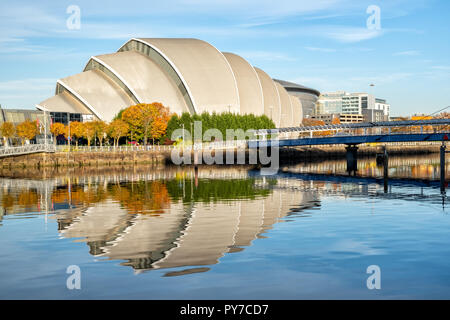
[310, 113, 364, 124]
[316, 91, 390, 122]
[374, 98, 390, 118]
[316, 91, 344, 114]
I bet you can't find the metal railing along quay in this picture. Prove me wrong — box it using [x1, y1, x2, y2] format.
[56, 140, 248, 153]
[56, 145, 176, 152]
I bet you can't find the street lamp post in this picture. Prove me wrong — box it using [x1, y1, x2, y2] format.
[68, 116, 71, 160]
[44, 110, 47, 149]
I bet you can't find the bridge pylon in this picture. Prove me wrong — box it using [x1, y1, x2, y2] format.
[345, 144, 359, 175]
[440, 141, 447, 194]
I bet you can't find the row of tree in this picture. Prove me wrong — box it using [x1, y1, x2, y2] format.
[165, 112, 276, 142]
[0, 103, 170, 147]
[0, 120, 41, 146]
[0, 103, 277, 147]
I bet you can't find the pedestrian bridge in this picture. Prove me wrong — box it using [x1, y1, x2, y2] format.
[248, 132, 450, 148]
[248, 118, 450, 193]
[0, 144, 56, 158]
[248, 118, 450, 148]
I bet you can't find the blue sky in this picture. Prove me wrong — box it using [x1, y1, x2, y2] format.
[0, 0, 448, 116]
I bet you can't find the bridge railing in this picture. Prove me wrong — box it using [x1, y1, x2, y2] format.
[253, 118, 450, 136]
[278, 127, 449, 140]
[0, 144, 56, 157]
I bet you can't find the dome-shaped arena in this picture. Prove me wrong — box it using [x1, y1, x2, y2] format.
[37, 38, 309, 127]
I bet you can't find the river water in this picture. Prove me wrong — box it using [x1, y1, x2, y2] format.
[1, 154, 450, 299]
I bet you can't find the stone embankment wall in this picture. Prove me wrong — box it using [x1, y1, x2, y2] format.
[283, 144, 439, 161]
[0, 150, 171, 168]
[0, 144, 441, 168]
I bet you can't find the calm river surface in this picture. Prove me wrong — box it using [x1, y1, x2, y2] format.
[2, 154, 450, 299]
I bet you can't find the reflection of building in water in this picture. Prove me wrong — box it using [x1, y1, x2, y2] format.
[55, 185, 318, 274]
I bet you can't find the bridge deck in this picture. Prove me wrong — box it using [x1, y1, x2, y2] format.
[248, 133, 450, 148]
[0, 144, 56, 158]
[253, 118, 450, 135]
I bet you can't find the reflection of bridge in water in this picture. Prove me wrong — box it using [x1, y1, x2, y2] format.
[284, 154, 448, 181]
[249, 172, 450, 214]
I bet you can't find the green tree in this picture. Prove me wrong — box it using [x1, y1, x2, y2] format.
[165, 114, 181, 141]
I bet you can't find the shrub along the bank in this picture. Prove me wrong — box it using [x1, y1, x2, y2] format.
[164, 112, 275, 142]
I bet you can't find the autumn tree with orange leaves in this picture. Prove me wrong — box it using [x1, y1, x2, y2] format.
[121, 103, 171, 145]
[302, 118, 326, 127]
[81, 121, 96, 146]
[69, 121, 83, 147]
[92, 120, 107, 146]
[148, 102, 171, 145]
[331, 116, 341, 125]
[50, 122, 67, 145]
[16, 120, 38, 145]
[0, 121, 15, 146]
[107, 119, 129, 147]
[121, 104, 142, 143]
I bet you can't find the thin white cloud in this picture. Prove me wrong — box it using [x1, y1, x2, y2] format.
[431, 66, 450, 71]
[321, 26, 384, 43]
[393, 50, 421, 56]
[305, 46, 336, 53]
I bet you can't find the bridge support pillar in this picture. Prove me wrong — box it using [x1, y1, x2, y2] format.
[441, 143, 446, 194]
[383, 146, 389, 193]
[345, 145, 358, 175]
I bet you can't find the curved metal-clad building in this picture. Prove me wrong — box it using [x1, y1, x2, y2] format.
[37, 38, 311, 127]
[275, 82, 293, 128]
[289, 94, 303, 127]
[84, 51, 191, 115]
[254, 67, 282, 127]
[222, 52, 264, 116]
[273, 79, 320, 118]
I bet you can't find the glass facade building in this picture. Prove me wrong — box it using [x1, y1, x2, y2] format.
[317, 91, 389, 121]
